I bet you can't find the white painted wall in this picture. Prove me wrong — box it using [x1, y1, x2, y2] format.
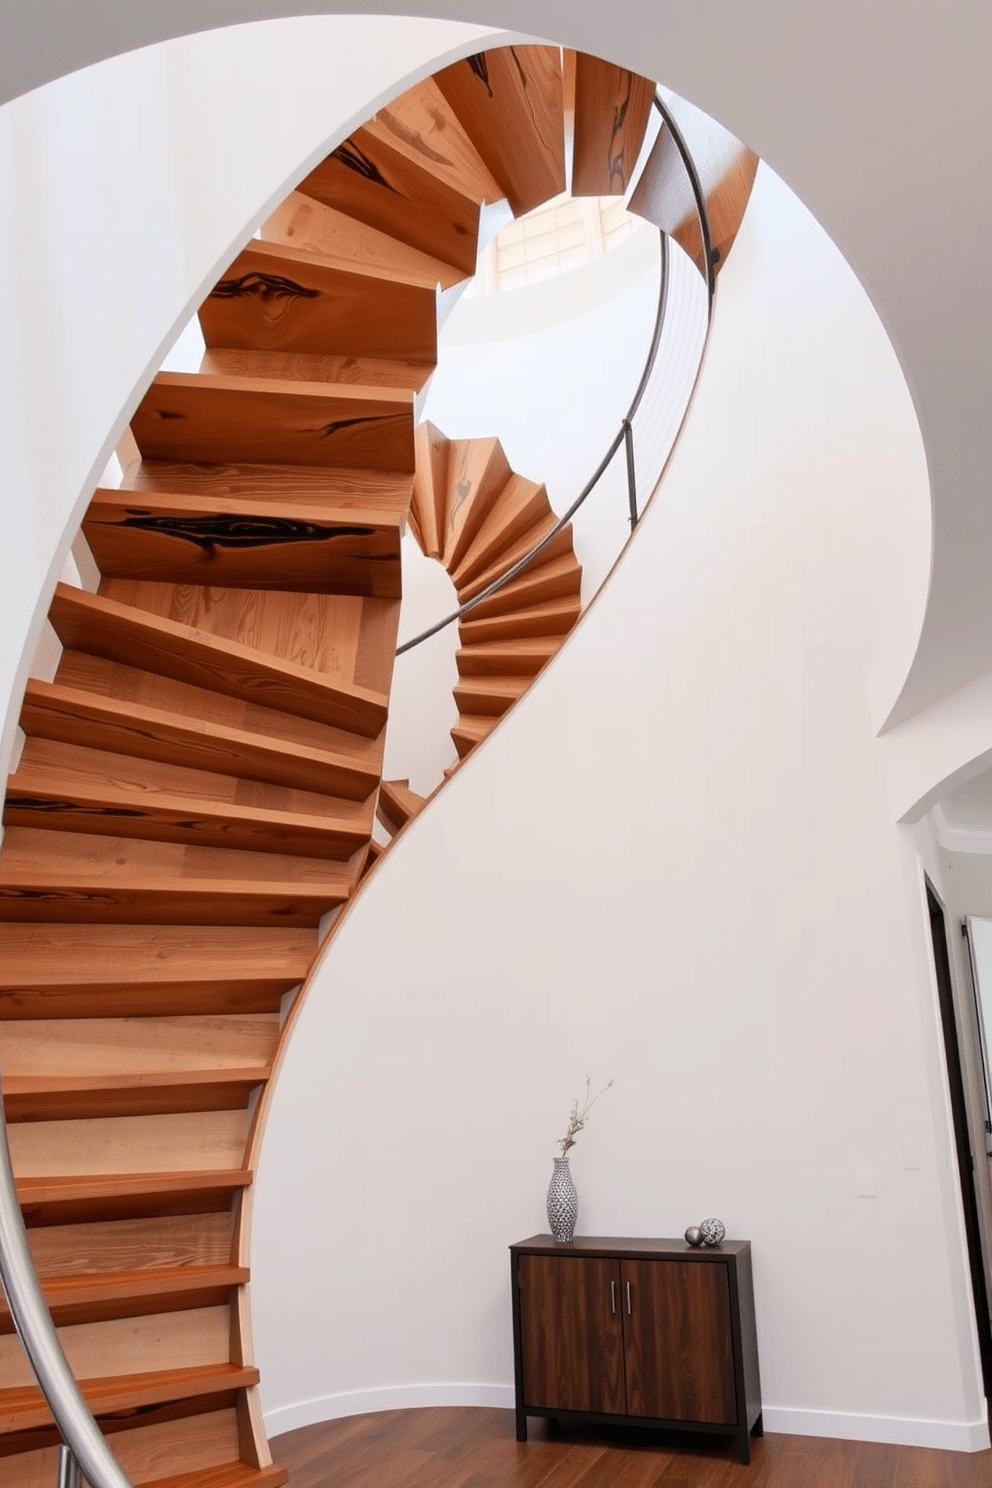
[250, 165, 987, 1449]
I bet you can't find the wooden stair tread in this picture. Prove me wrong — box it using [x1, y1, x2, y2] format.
[455, 638, 559, 675]
[5, 766, 373, 861]
[365, 76, 505, 204]
[197, 349, 434, 395]
[450, 715, 496, 759]
[2, 1067, 271, 1122]
[458, 596, 581, 642]
[123, 459, 415, 516]
[49, 584, 388, 737]
[375, 778, 426, 837]
[83, 484, 403, 598]
[447, 472, 547, 590]
[460, 551, 582, 617]
[20, 681, 380, 800]
[0, 1264, 250, 1333]
[198, 237, 437, 363]
[570, 53, 654, 197]
[144, 1463, 288, 1488]
[453, 675, 530, 716]
[297, 128, 480, 276]
[0, 1363, 259, 1435]
[456, 520, 575, 604]
[434, 46, 566, 216]
[0, 925, 313, 990]
[439, 438, 513, 572]
[131, 372, 415, 473]
[262, 191, 466, 291]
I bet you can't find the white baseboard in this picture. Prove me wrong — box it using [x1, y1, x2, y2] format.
[264, 1383, 515, 1439]
[267, 1387, 990, 1454]
[762, 1405, 990, 1453]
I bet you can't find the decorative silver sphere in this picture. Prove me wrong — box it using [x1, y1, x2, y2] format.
[684, 1225, 703, 1248]
[699, 1217, 726, 1247]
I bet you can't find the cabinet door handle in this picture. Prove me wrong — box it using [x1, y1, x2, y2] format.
[611, 1280, 616, 1314]
[626, 1281, 632, 1315]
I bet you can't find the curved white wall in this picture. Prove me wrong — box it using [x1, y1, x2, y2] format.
[250, 166, 985, 1449]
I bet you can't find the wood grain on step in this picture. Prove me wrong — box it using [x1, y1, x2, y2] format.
[54, 653, 386, 770]
[447, 472, 549, 590]
[262, 193, 465, 291]
[0, 1265, 249, 1335]
[198, 239, 437, 363]
[131, 373, 414, 473]
[16, 1171, 253, 1229]
[297, 128, 480, 275]
[440, 438, 512, 572]
[24, 1212, 233, 1279]
[434, 46, 565, 215]
[84, 486, 402, 598]
[20, 681, 380, 800]
[571, 53, 654, 196]
[364, 77, 505, 205]
[0, 1362, 260, 1434]
[458, 595, 581, 643]
[49, 585, 388, 737]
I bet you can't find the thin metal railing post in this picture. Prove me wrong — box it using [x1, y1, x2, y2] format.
[58, 1444, 83, 1488]
[623, 419, 638, 529]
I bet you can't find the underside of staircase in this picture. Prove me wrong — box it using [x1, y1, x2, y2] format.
[0, 43, 756, 1487]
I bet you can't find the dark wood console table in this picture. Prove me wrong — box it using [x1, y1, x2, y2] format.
[509, 1234, 762, 1464]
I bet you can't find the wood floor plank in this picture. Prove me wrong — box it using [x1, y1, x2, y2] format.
[271, 1411, 992, 1488]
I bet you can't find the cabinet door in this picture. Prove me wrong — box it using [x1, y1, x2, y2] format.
[517, 1254, 626, 1413]
[621, 1259, 737, 1424]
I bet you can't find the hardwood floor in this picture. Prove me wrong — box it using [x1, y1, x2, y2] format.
[272, 1408, 992, 1486]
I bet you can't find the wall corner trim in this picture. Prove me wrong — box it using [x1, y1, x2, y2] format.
[264, 1382, 516, 1438]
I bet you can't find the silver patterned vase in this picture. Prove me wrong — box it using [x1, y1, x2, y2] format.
[547, 1156, 578, 1243]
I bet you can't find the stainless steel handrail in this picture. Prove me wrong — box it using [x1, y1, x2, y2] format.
[397, 89, 714, 657]
[0, 1098, 133, 1488]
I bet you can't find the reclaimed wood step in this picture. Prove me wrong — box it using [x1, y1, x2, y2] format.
[570, 52, 654, 196]
[458, 595, 581, 643]
[146, 1466, 288, 1488]
[408, 420, 449, 559]
[82, 486, 402, 598]
[453, 674, 529, 718]
[16, 1170, 253, 1227]
[434, 46, 566, 215]
[198, 237, 437, 364]
[363, 76, 504, 205]
[450, 714, 496, 760]
[0, 1264, 249, 1334]
[0, 925, 313, 1020]
[0, 1402, 246, 1482]
[20, 682, 379, 800]
[1, 1069, 271, 1123]
[440, 438, 513, 572]
[48, 585, 388, 737]
[375, 779, 426, 838]
[122, 459, 414, 519]
[263, 192, 465, 291]
[297, 127, 480, 276]
[0, 826, 350, 926]
[448, 472, 550, 590]
[131, 372, 415, 473]
[5, 762, 372, 861]
[0, 1363, 259, 1435]
[455, 637, 559, 676]
[456, 518, 575, 604]
[458, 551, 582, 617]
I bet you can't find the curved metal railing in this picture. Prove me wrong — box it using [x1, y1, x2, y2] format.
[397, 89, 716, 658]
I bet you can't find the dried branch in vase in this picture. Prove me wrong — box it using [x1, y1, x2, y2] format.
[556, 1074, 615, 1156]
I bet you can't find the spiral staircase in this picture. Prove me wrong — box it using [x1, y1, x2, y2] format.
[0, 45, 756, 1488]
